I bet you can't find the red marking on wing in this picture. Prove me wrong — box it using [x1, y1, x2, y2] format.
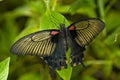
[69, 25, 75, 30]
[51, 31, 59, 36]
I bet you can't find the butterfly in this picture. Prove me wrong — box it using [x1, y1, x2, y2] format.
[10, 18, 105, 70]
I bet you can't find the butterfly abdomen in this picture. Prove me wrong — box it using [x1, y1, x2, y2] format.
[43, 56, 67, 70]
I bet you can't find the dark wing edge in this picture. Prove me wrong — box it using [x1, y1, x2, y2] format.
[68, 18, 105, 46]
[10, 30, 60, 56]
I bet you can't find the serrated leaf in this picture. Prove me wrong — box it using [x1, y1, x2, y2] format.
[0, 57, 10, 80]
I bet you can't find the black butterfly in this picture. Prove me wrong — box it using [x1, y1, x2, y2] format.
[10, 18, 105, 70]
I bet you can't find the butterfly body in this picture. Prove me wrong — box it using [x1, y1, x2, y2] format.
[43, 24, 85, 70]
[10, 18, 105, 70]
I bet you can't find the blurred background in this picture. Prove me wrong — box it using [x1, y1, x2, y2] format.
[0, 0, 120, 80]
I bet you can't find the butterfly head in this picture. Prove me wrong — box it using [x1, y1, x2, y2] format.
[60, 23, 67, 32]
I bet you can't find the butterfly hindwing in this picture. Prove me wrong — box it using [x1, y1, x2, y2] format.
[68, 18, 105, 46]
[69, 37, 85, 67]
[10, 30, 60, 56]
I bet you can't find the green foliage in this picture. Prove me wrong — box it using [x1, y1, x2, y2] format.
[0, 0, 120, 80]
[40, 11, 69, 30]
[0, 57, 10, 80]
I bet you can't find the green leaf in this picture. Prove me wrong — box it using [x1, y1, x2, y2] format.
[40, 11, 69, 30]
[57, 49, 72, 80]
[0, 57, 10, 80]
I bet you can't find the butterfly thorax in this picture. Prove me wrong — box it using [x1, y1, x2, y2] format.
[60, 23, 67, 33]
[59, 23, 69, 51]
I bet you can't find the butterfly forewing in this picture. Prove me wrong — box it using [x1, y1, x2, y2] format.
[10, 30, 60, 56]
[68, 18, 104, 46]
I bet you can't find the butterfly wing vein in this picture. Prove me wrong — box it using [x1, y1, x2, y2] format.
[73, 19, 104, 46]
